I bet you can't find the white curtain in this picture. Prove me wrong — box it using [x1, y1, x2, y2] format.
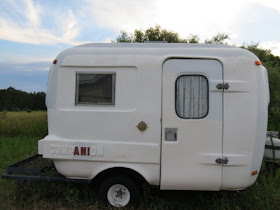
[176, 75, 208, 118]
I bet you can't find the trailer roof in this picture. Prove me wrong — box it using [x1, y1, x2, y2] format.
[56, 42, 256, 68]
[74, 43, 235, 49]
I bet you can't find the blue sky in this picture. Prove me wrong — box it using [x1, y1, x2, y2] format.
[0, 0, 280, 92]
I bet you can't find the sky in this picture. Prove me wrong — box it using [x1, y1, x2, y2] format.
[0, 0, 280, 92]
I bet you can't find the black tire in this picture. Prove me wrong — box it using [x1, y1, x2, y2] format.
[98, 175, 141, 207]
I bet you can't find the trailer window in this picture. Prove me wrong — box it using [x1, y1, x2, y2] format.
[76, 73, 115, 105]
[176, 75, 208, 119]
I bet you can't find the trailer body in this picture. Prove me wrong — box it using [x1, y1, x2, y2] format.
[38, 43, 269, 191]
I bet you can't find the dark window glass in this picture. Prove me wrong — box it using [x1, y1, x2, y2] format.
[76, 74, 115, 105]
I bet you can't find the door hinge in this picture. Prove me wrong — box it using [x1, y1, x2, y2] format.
[215, 157, 228, 165]
[216, 83, 229, 90]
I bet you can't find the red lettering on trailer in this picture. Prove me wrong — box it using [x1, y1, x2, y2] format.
[49, 145, 104, 157]
[74, 146, 79, 155]
[81, 147, 87, 156]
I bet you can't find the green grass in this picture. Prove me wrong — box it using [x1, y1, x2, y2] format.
[0, 136, 39, 209]
[141, 172, 280, 209]
[0, 136, 38, 168]
[0, 111, 48, 137]
[1, 111, 280, 209]
[1, 170, 280, 209]
[0, 111, 47, 209]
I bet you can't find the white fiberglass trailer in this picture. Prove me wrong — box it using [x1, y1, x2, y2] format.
[38, 43, 269, 207]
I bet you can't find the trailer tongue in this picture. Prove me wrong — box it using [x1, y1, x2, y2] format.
[2, 154, 90, 185]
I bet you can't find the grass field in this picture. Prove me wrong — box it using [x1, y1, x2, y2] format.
[0, 111, 48, 137]
[1, 111, 280, 209]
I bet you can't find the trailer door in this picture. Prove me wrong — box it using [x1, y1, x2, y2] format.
[161, 59, 223, 190]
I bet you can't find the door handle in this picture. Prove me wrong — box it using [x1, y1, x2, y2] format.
[216, 157, 228, 165]
[216, 83, 229, 90]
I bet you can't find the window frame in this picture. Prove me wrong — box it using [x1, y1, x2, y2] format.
[75, 72, 116, 106]
[175, 74, 209, 119]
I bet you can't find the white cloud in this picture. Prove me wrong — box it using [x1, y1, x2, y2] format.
[254, 0, 280, 13]
[59, 10, 80, 42]
[85, 0, 157, 32]
[0, 17, 78, 45]
[260, 41, 280, 56]
[0, 0, 84, 45]
[154, 0, 248, 40]
[24, 0, 41, 26]
[84, 0, 254, 39]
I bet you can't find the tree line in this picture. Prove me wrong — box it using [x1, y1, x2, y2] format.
[0, 87, 46, 111]
[115, 25, 229, 44]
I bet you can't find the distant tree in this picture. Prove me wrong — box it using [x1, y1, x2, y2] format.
[134, 29, 145, 42]
[0, 87, 46, 111]
[116, 31, 132, 43]
[115, 26, 231, 44]
[205, 33, 230, 44]
[187, 34, 200, 43]
[143, 25, 187, 43]
[115, 25, 187, 43]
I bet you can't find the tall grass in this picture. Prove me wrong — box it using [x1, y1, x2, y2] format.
[0, 136, 40, 210]
[0, 111, 47, 209]
[0, 136, 38, 168]
[0, 111, 48, 137]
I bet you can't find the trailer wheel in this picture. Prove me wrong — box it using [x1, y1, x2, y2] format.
[98, 175, 140, 207]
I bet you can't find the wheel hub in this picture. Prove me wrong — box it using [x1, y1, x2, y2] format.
[107, 184, 130, 207]
[116, 188, 126, 198]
